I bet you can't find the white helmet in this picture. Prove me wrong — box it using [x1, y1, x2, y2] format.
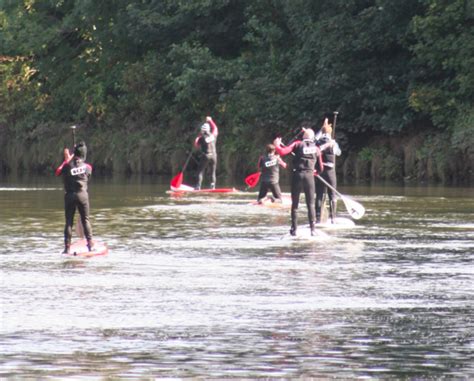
[201, 123, 210, 133]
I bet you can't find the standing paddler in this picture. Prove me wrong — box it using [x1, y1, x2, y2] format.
[55, 141, 94, 254]
[256, 143, 287, 204]
[315, 116, 341, 224]
[273, 126, 323, 236]
[194, 116, 219, 190]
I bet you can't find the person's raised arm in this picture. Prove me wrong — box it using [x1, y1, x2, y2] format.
[55, 148, 73, 176]
[206, 116, 218, 137]
[273, 137, 297, 157]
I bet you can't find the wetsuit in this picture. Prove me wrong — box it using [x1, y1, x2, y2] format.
[257, 153, 285, 202]
[194, 119, 218, 190]
[275, 139, 323, 234]
[315, 133, 341, 223]
[55, 156, 93, 250]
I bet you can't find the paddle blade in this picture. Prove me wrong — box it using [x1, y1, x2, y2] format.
[341, 195, 365, 220]
[170, 172, 184, 189]
[245, 172, 261, 188]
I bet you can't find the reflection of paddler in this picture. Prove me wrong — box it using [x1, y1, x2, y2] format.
[55, 141, 95, 254]
[274, 127, 323, 236]
[315, 118, 341, 224]
[256, 144, 287, 204]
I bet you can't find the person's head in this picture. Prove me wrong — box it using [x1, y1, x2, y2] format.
[201, 123, 210, 133]
[300, 120, 314, 130]
[302, 128, 315, 140]
[74, 141, 87, 159]
[266, 143, 276, 154]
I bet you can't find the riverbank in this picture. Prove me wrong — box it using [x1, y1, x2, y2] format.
[1, 127, 472, 185]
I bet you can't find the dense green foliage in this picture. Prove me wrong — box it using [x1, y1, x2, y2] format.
[0, 0, 473, 179]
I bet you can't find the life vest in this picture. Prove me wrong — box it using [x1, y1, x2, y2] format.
[199, 132, 217, 157]
[293, 139, 318, 171]
[63, 158, 91, 193]
[260, 154, 280, 184]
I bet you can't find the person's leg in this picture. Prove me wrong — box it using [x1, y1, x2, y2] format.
[326, 169, 337, 223]
[303, 172, 316, 234]
[209, 156, 217, 189]
[63, 193, 76, 253]
[195, 156, 208, 190]
[257, 182, 269, 203]
[315, 177, 327, 223]
[270, 183, 283, 202]
[290, 172, 302, 235]
[77, 192, 94, 250]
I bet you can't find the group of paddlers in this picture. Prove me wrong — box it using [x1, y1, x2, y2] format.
[55, 115, 341, 254]
[186, 115, 341, 237]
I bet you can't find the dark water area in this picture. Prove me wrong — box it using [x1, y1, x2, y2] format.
[1, 174, 473, 378]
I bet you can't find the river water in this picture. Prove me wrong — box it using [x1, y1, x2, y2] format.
[1, 175, 473, 378]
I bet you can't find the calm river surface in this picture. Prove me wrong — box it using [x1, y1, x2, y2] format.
[1, 175, 473, 378]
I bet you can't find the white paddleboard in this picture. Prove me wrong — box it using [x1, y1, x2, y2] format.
[281, 227, 330, 241]
[316, 217, 355, 229]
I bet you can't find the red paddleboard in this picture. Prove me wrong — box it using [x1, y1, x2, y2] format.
[62, 239, 109, 258]
[169, 184, 237, 193]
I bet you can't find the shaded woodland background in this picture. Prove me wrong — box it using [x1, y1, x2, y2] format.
[1, 0, 473, 184]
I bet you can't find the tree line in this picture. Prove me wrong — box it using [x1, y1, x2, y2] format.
[0, 0, 473, 182]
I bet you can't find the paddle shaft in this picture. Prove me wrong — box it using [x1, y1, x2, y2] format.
[181, 150, 194, 172]
[316, 174, 343, 198]
[332, 112, 338, 139]
[71, 125, 77, 147]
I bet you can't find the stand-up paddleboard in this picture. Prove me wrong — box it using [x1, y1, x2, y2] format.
[62, 239, 108, 258]
[169, 183, 238, 194]
[281, 227, 330, 241]
[316, 217, 356, 229]
[249, 195, 291, 209]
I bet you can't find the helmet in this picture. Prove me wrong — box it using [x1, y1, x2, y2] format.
[201, 123, 210, 133]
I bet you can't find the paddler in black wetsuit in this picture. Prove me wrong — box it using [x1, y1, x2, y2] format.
[256, 143, 287, 203]
[194, 116, 219, 190]
[55, 141, 94, 254]
[274, 128, 323, 236]
[315, 119, 341, 224]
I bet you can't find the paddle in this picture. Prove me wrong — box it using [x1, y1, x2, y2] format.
[332, 111, 338, 139]
[170, 150, 194, 189]
[244, 171, 261, 188]
[315, 174, 365, 219]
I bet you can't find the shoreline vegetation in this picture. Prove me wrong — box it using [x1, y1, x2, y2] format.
[1, 1, 473, 184]
[1, 126, 472, 185]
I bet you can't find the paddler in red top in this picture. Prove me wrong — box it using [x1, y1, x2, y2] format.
[273, 127, 324, 236]
[55, 141, 94, 254]
[194, 116, 218, 190]
[256, 143, 287, 204]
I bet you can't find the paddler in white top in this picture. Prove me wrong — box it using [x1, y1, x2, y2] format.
[315, 118, 341, 224]
[256, 143, 287, 203]
[194, 116, 218, 190]
[274, 126, 323, 236]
